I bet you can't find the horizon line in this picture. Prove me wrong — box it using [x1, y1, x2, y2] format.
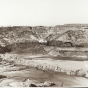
[1, 23, 88, 27]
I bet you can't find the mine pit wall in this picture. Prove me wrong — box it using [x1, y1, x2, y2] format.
[44, 46, 88, 57]
[59, 51, 88, 57]
[1, 54, 88, 78]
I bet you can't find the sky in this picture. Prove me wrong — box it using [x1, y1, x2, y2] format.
[0, 0, 88, 26]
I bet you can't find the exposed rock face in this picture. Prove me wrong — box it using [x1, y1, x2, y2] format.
[0, 24, 88, 54]
[0, 24, 88, 47]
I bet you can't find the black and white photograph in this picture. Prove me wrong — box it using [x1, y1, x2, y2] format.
[0, 0, 88, 87]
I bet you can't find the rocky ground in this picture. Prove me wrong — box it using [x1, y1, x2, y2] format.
[1, 25, 88, 87]
[0, 53, 88, 87]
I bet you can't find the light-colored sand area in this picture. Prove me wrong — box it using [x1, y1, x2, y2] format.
[1, 53, 88, 77]
[0, 61, 88, 87]
[0, 53, 88, 87]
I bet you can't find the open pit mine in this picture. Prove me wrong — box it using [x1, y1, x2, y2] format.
[0, 24, 88, 87]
